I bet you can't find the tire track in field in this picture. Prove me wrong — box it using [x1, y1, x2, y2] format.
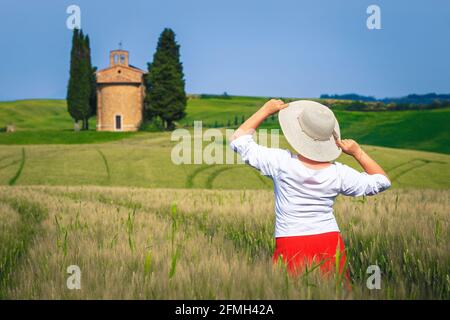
[252, 170, 272, 188]
[386, 158, 423, 173]
[206, 166, 272, 189]
[0, 160, 20, 171]
[386, 158, 445, 182]
[96, 149, 111, 181]
[187, 165, 257, 189]
[389, 161, 429, 182]
[0, 154, 16, 165]
[185, 165, 212, 188]
[8, 148, 25, 186]
[205, 166, 236, 189]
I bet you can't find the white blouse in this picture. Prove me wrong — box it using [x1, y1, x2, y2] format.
[230, 134, 391, 237]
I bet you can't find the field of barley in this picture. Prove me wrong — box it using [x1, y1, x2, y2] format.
[0, 186, 448, 299]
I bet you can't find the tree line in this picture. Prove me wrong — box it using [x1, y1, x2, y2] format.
[325, 99, 450, 112]
[193, 113, 278, 129]
[321, 92, 450, 111]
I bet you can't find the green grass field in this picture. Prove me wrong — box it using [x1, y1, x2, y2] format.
[0, 131, 449, 189]
[183, 96, 450, 154]
[1, 97, 449, 154]
[0, 97, 449, 299]
[0, 100, 138, 145]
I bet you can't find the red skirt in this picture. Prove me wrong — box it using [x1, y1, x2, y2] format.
[272, 231, 348, 278]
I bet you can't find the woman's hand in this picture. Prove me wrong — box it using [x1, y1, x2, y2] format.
[262, 99, 289, 115]
[335, 138, 363, 159]
[335, 137, 389, 178]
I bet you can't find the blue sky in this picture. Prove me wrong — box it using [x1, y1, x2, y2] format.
[0, 0, 449, 100]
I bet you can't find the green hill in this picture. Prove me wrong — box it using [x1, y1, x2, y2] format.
[0, 97, 449, 154]
[184, 96, 450, 154]
[0, 100, 138, 144]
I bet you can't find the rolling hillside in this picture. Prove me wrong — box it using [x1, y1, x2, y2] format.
[0, 100, 138, 144]
[1, 97, 448, 154]
[184, 96, 450, 154]
[0, 97, 449, 190]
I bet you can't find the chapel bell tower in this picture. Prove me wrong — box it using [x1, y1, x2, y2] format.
[109, 50, 129, 67]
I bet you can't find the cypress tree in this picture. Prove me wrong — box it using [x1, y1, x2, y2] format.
[85, 35, 97, 128]
[67, 29, 96, 130]
[67, 29, 83, 126]
[78, 31, 92, 130]
[144, 28, 186, 130]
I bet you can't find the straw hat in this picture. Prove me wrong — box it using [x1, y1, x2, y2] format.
[278, 100, 342, 162]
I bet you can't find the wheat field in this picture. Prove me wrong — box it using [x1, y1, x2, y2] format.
[0, 185, 448, 299]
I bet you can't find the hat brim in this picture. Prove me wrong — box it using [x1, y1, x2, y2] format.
[278, 100, 342, 162]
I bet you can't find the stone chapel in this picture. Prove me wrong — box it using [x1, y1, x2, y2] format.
[96, 49, 145, 131]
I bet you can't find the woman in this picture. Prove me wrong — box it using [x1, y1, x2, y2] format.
[229, 99, 391, 278]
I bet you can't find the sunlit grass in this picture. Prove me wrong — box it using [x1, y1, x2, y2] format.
[0, 186, 448, 299]
[0, 131, 449, 189]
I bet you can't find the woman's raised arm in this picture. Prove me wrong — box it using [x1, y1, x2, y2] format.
[231, 99, 288, 140]
[335, 138, 389, 179]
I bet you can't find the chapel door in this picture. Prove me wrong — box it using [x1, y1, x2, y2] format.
[115, 115, 122, 130]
